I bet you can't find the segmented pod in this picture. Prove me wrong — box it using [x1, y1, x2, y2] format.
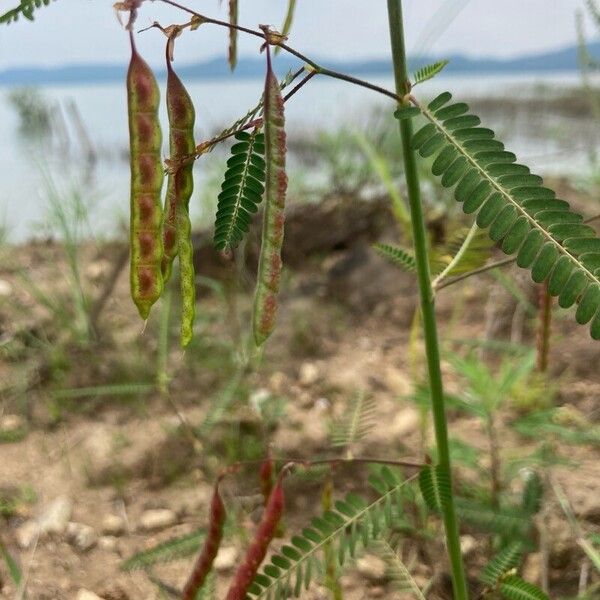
[225, 474, 285, 600]
[259, 454, 274, 507]
[127, 32, 164, 319]
[252, 41, 287, 346]
[182, 480, 226, 600]
[163, 47, 196, 346]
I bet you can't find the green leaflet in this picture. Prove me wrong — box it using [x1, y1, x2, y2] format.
[214, 130, 266, 251]
[499, 575, 549, 600]
[409, 92, 600, 340]
[373, 243, 417, 273]
[418, 464, 451, 512]
[479, 542, 522, 586]
[521, 471, 543, 515]
[454, 497, 533, 541]
[329, 391, 375, 449]
[0, 539, 22, 586]
[121, 529, 205, 571]
[411, 60, 449, 86]
[1, 0, 55, 24]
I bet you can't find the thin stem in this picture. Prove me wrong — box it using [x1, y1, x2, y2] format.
[199, 68, 310, 152]
[431, 221, 478, 289]
[536, 281, 552, 373]
[222, 456, 426, 471]
[436, 211, 600, 291]
[158, 0, 401, 102]
[436, 256, 515, 290]
[386, 1, 469, 599]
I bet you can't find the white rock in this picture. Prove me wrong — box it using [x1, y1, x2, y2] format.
[98, 536, 118, 551]
[213, 546, 238, 572]
[249, 388, 271, 414]
[0, 279, 12, 297]
[102, 514, 126, 536]
[38, 496, 72, 535]
[16, 520, 39, 549]
[0, 414, 25, 433]
[356, 554, 387, 582]
[67, 522, 97, 552]
[392, 407, 420, 438]
[139, 509, 177, 531]
[76, 590, 104, 600]
[298, 362, 319, 387]
[460, 534, 477, 556]
[81, 425, 114, 485]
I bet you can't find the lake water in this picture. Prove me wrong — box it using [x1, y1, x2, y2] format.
[1, 71, 598, 242]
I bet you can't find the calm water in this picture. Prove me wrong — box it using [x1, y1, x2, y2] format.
[1, 71, 598, 241]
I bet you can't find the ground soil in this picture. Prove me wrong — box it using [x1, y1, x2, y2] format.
[0, 182, 599, 600]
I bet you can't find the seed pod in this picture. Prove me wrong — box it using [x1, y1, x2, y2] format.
[228, 0, 238, 70]
[252, 40, 287, 346]
[259, 454, 273, 507]
[182, 479, 226, 600]
[127, 32, 164, 319]
[225, 473, 285, 600]
[163, 44, 196, 346]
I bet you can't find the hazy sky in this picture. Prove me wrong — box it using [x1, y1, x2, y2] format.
[0, 0, 595, 69]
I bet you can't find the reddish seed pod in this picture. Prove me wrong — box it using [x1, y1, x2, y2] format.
[259, 454, 274, 507]
[127, 32, 164, 319]
[182, 480, 226, 600]
[252, 38, 287, 346]
[225, 474, 285, 600]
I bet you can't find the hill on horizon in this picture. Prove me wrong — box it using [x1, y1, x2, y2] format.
[0, 40, 598, 86]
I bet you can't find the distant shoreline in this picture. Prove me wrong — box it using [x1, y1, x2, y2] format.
[0, 39, 598, 87]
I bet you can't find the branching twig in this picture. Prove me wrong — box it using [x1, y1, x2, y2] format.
[436, 212, 600, 291]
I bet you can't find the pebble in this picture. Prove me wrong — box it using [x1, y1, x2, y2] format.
[0, 414, 25, 433]
[98, 536, 118, 552]
[213, 546, 238, 572]
[17, 496, 73, 548]
[76, 591, 104, 600]
[39, 496, 72, 534]
[392, 407, 420, 438]
[16, 520, 39, 549]
[248, 388, 271, 413]
[0, 279, 12, 296]
[356, 554, 387, 582]
[139, 508, 177, 531]
[102, 514, 126, 536]
[67, 522, 97, 552]
[298, 362, 320, 386]
[460, 534, 477, 556]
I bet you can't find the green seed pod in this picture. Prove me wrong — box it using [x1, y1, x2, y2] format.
[163, 45, 196, 346]
[127, 32, 164, 319]
[252, 41, 287, 346]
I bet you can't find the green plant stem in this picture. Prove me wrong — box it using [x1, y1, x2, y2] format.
[385, 1, 469, 598]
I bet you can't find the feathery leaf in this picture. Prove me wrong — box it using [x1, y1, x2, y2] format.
[121, 529, 205, 571]
[418, 464, 451, 512]
[500, 575, 549, 600]
[247, 471, 414, 599]
[373, 243, 417, 273]
[405, 92, 600, 340]
[330, 391, 376, 451]
[412, 60, 449, 86]
[1, 0, 56, 24]
[480, 542, 523, 586]
[214, 130, 266, 251]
